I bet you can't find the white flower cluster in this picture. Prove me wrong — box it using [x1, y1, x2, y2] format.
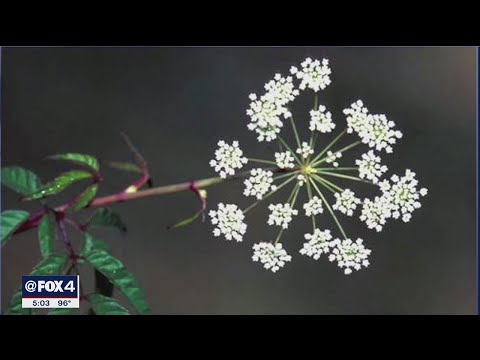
[296, 142, 314, 159]
[303, 196, 323, 216]
[264, 73, 300, 106]
[252, 242, 292, 273]
[274, 151, 295, 169]
[309, 106, 335, 133]
[290, 58, 332, 92]
[207, 58, 428, 275]
[325, 151, 342, 167]
[296, 174, 306, 187]
[328, 238, 371, 275]
[299, 229, 333, 260]
[360, 114, 403, 153]
[379, 169, 428, 222]
[246, 95, 285, 142]
[344, 100, 402, 153]
[268, 203, 298, 229]
[360, 169, 428, 231]
[209, 203, 247, 242]
[244, 168, 276, 199]
[210, 140, 248, 178]
[344, 100, 369, 134]
[356, 150, 388, 184]
[333, 189, 361, 216]
[360, 196, 392, 232]
[246, 74, 299, 142]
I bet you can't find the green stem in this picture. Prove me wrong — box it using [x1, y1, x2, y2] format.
[275, 171, 299, 181]
[243, 174, 297, 213]
[289, 116, 302, 149]
[312, 174, 344, 192]
[248, 158, 277, 165]
[310, 128, 347, 164]
[290, 184, 300, 207]
[317, 167, 358, 171]
[310, 179, 348, 240]
[306, 179, 316, 230]
[309, 94, 319, 152]
[279, 136, 302, 165]
[314, 171, 372, 184]
[274, 228, 284, 245]
[311, 140, 362, 167]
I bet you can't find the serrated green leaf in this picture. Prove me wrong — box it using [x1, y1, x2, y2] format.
[31, 254, 68, 276]
[1, 210, 30, 246]
[24, 170, 92, 201]
[38, 212, 56, 257]
[84, 250, 150, 314]
[48, 308, 78, 315]
[1, 166, 41, 196]
[106, 161, 142, 174]
[49, 153, 99, 173]
[80, 232, 110, 255]
[87, 294, 130, 315]
[88, 207, 127, 233]
[80, 234, 114, 301]
[67, 184, 98, 214]
[7, 254, 68, 315]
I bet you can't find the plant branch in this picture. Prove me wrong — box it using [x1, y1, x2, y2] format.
[14, 167, 296, 236]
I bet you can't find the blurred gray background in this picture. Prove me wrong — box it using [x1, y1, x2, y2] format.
[1, 47, 476, 314]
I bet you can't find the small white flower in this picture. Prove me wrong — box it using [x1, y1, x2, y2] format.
[268, 203, 298, 229]
[244, 168, 276, 200]
[355, 150, 388, 184]
[343, 100, 370, 134]
[252, 242, 292, 272]
[380, 169, 428, 222]
[309, 106, 335, 133]
[325, 151, 342, 167]
[290, 57, 332, 92]
[328, 238, 371, 275]
[274, 151, 295, 169]
[209, 203, 247, 242]
[297, 174, 306, 187]
[360, 196, 392, 232]
[332, 189, 361, 216]
[296, 142, 314, 159]
[209, 140, 248, 178]
[300, 229, 333, 260]
[359, 114, 403, 153]
[303, 196, 323, 216]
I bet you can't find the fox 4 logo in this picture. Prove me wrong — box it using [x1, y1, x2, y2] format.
[37, 280, 75, 292]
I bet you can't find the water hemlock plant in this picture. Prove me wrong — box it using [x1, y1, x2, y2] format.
[1, 57, 428, 314]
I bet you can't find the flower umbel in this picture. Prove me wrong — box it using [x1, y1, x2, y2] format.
[252, 242, 292, 273]
[300, 229, 333, 260]
[333, 189, 361, 216]
[297, 142, 314, 159]
[303, 196, 323, 216]
[356, 150, 388, 184]
[208, 57, 427, 274]
[328, 238, 371, 275]
[275, 151, 295, 169]
[290, 58, 332, 92]
[210, 140, 248, 178]
[268, 203, 298, 229]
[244, 168, 277, 200]
[309, 106, 335, 133]
[209, 203, 247, 242]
